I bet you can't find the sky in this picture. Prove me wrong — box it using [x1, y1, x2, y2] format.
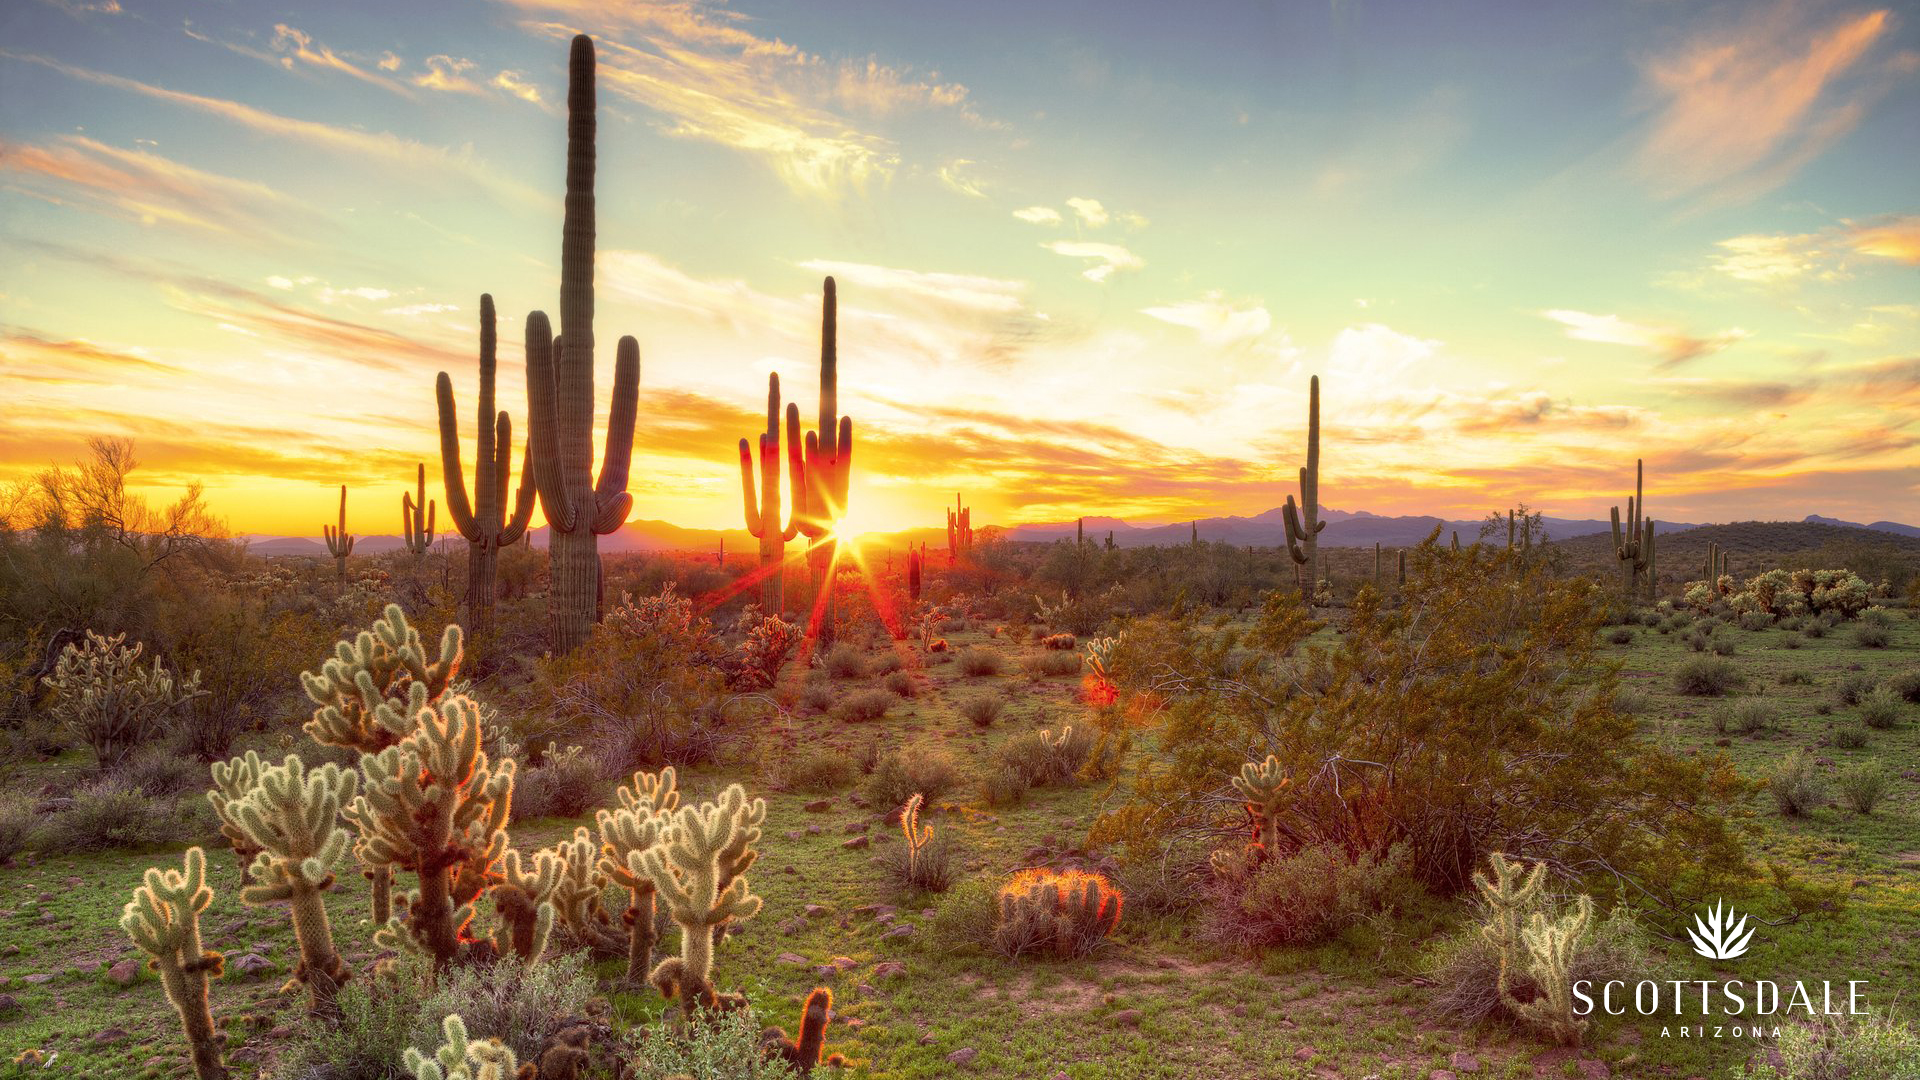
[1, 0, 1916, 538]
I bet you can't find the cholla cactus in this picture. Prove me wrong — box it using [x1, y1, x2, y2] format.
[43, 630, 203, 770]
[209, 755, 359, 1019]
[994, 868, 1122, 959]
[549, 827, 627, 959]
[346, 683, 524, 967]
[597, 767, 679, 983]
[1083, 634, 1123, 685]
[1510, 896, 1594, 1046]
[206, 750, 267, 883]
[901, 793, 933, 881]
[121, 848, 228, 1080]
[1229, 754, 1289, 857]
[489, 848, 560, 962]
[323, 484, 355, 579]
[637, 783, 765, 1009]
[301, 603, 462, 925]
[761, 987, 846, 1077]
[404, 1014, 520, 1080]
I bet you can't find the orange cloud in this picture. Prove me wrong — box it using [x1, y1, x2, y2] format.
[1543, 309, 1747, 369]
[1847, 215, 1920, 263]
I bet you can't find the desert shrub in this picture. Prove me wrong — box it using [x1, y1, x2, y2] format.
[163, 596, 295, 762]
[728, 614, 800, 691]
[1802, 619, 1828, 640]
[1674, 657, 1742, 696]
[1612, 688, 1651, 716]
[0, 792, 33, 866]
[996, 725, 1095, 789]
[1605, 627, 1634, 645]
[1853, 623, 1891, 648]
[1093, 544, 1750, 902]
[927, 878, 1001, 955]
[1207, 842, 1418, 948]
[822, 643, 867, 679]
[782, 747, 856, 793]
[834, 688, 895, 723]
[1750, 1010, 1920, 1080]
[992, 868, 1122, 958]
[39, 777, 193, 852]
[512, 744, 603, 821]
[884, 813, 957, 894]
[1040, 650, 1082, 676]
[627, 1005, 799, 1079]
[1858, 687, 1901, 729]
[1779, 634, 1804, 650]
[1832, 720, 1869, 749]
[958, 694, 1005, 728]
[955, 646, 1007, 676]
[979, 767, 1030, 806]
[882, 669, 916, 697]
[42, 630, 203, 770]
[1770, 751, 1825, 817]
[1889, 670, 1920, 703]
[1779, 669, 1816, 686]
[1738, 612, 1773, 632]
[1042, 633, 1077, 650]
[542, 589, 734, 769]
[1836, 672, 1877, 706]
[1835, 761, 1888, 815]
[1860, 606, 1896, 629]
[1684, 628, 1711, 653]
[799, 682, 837, 713]
[1710, 632, 1738, 656]
[269, 960, 423, 1080]
[1427, 894, 1665, 1029]
[116, 742, 210, 797]
[1709, 699, 1772, 736]
[410, 953, 596, 1065]
[870, 650, 905, 676]
[866, 745, 963, 809]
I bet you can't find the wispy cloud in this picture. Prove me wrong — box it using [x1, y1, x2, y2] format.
[508, 2, 994, 197]
[269, 24, 411, 94]
[0, 49, 545, 206]
[1012, 206, 1061, 226]
[1043, 240, 1143, 283]
[1848, 214, 1920, 263]
[1140, 292, 1271, 345]
[1633, 2, 1902, 203]
[0, 134, 319, 241]
[1543, 309, 1747, 368]
[1065, 196, 1108, 228]
[938, 159, 986, 198]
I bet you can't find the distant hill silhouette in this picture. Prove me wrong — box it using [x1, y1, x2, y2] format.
[1552, 520, 1920, 582]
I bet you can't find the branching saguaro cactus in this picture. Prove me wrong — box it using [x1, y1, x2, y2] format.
[301, 603, 462, 926]
[347, 683, 527, 967]
[405, 1014, 520, 1080]
[761, 987, 846, 1076]
[1281, 375, 1325, 598]
[638, 784, 765, 1010]
[402, 462, 437, 558]
[1609, 459, 1651, 600]
[738, 373, 802, 614]
[210, 755, 359, 1019]
[788, 278, 854, 641]
[324, 485, 355, 579]
[121, 847, 228, 1080]
[597, 767, 679, 983]
[437, 295, 538, 663]
[526, 36, 641, 654]
[947, 494, 972, 562]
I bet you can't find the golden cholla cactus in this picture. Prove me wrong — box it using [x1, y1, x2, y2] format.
[120, 847, 228, 1080]
[548, 827, 627, 961]
[213, 755, 359, 1020]
[596, 767, 678, 983]
[1228, 754, 1290, 858]
[636, 784, 765, 1009]
[404, 1014, 520, 1080]
[1510, 895, 1594, 1047]
[901, 792, 933, 882]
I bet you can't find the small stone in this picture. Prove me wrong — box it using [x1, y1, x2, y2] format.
[1294, 1047, 1315, 1062]
[830, 956, 860, 972]
[806, 825, 823, 836]
[232, 953, 273, 976]
[918, 1033, 938, 1046]
[1448, 1051, 1480, 1073]
[21, 974, 52, 985]
[785, 830, 804, 842]
[92, 1027, 130, 1043]
[777, 952, 809, 965]
[881, 924, 916, 939]
[803, 799, 832, 813]
[0, 994, 18, 1015]
[872, 961, 906, 979]
[843, 821, 869, 834]
[268, 1024, 296, 1039]
[814, 965, 836, 979]
[803, 904, 831, 919]
[1428, 1071, 1457, 1080]
[1112, 1009, 1142, 1028]
[107, 959, 140, 986]
[946, 1047, 978, 1066]
[841, 836, 869, 850]
[778, 916, 806, 936]
[1231, 1003, 1248, 1018]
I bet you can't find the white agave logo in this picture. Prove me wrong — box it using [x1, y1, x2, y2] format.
[1688, 898, 1755, 960]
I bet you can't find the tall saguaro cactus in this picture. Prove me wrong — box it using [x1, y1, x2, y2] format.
[739, 373, 802, 614]
[323, 485, 354, 579]
[121, 848, 229, 1080]
[402, 463, 437, 559]
[948, 494, 973, 562]
[788, 277, 854, 641]
[526, 35, 641, 654]
[437, 295, 537, 660]
[1281, 375, 1325, 598]
[1609, 459, 1650, 600]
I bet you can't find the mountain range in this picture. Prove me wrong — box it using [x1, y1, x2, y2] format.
[240, 509, 1919, 557]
